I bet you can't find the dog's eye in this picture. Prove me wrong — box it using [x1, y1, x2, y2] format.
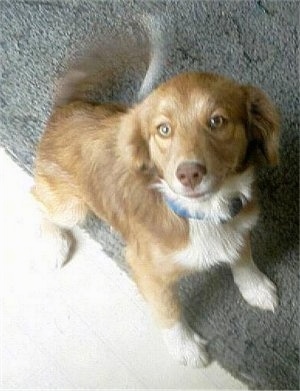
[209, 115, 225, 129]
[157, 123, 172, 137]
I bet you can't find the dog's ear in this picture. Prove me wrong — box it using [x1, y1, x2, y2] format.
[244, 85, 280, 166]
[118, 107, 152, 172]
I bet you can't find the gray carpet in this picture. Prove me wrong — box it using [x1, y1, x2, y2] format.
[1, 1, 299, 389]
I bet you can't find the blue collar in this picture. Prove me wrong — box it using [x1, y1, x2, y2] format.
[164, 195, 244, 222]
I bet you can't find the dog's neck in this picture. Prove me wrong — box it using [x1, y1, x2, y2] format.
[164, 194, 245, 223]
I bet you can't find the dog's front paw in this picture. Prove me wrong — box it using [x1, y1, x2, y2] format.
[162, 322, 209, 367]
[239, 273, 278, 312]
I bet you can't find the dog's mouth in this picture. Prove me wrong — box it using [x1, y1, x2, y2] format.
[180, 190, 210, 199]
[152, 178, 214, 202]
[173, 177, 220, 201]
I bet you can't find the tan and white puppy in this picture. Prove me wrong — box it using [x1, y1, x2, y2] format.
[32, 72, 280, 367]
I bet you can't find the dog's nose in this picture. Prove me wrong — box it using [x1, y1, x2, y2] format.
[176, 162, 207, 189]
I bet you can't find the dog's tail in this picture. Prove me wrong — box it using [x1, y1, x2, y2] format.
[137, 14, 171, 101]
[54, 15, 172, 106]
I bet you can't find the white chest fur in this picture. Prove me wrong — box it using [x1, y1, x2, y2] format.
[175, 218, 252, 270]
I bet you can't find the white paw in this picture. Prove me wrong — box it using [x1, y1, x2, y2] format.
[163, 322, 209, 368]
[239, 273, 278, 312]
[38, 224, 73, 270]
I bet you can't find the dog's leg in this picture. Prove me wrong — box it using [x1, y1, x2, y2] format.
[231, 239, 278, 312]
[126, 246, 209, 367]
[31, 184, 87, 270]
[38, 217, 74, 269]
[162, 317, 209, 368]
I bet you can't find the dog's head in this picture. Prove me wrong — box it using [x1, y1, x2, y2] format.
[119, 72, 280, 200]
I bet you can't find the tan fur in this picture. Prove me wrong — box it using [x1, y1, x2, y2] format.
[33, 72, 280, 334]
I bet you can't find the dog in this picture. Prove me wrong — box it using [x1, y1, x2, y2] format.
[32, 71, 280, 367]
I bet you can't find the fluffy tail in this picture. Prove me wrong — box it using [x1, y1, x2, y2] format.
[137, 14, 172, 101]
[54, 15, 172, 106]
